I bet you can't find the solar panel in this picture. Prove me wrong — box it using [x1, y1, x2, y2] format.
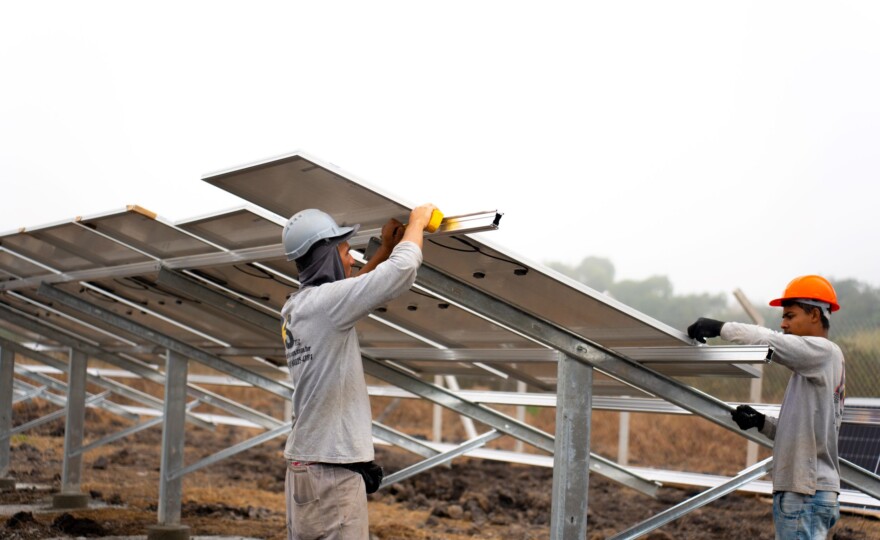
[840, 422, 880, 477]
[0, 159, 770, 382]
[202, 151, 762, 376]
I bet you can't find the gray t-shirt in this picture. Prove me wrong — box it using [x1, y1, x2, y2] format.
[722, 322, 846, 494]
[281, 241, 423, 463]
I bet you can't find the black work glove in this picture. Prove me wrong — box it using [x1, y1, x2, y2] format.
[687, 318, 725, 343]
[341, 461, 384, 494]
[360, 461, 384, 494]
[731, 405, 765, 431]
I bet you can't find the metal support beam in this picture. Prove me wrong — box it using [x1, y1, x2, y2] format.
[159, 268, 482, 442]
[442, 375, 478, 440]
[156, 268, 279, 332]
[363, 355, 659, 497]
[3, 337, 212, 427]
[734, 288, 766, 468]
[0, 212, 503, 294]
[618, 412, 631, 466]
[515, 380, 527, 453]
[77, 417, 164, 456]
[157, 349, 187, 525]
[363, 345, 770, 365]
[74, 400, 201, 458]
[495, 364, 556, 392]
[169, 422, 291, 481]
[14, 366, 139, 422]
[371, 422, 444, 462]
[74, 411, 442, 484]
[381, 430, 502, 488]
[36, 284, 293, 399]
[0, 305, 282, 431]
[0, 345, 14, 487]
[60, 349, 87, 495]
[607, 458, 774, 540]
[91, 375, 213, 430]
[13, 384, 47, 404]
[412, 264, 880, 499]
[550, 356, 593, 540]
[10, 385, 109, 436]
[432, 375, 443, 443]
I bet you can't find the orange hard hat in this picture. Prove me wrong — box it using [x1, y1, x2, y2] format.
[769, 275, 840, 312]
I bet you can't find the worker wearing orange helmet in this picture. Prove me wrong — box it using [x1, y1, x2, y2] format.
[687, 275, 845, 540]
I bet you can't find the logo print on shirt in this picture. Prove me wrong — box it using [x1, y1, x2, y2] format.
[282, 317, 294, 349]
[283, 315, 313, 367]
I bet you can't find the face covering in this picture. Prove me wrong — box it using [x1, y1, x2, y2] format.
[296, 239, 346, 288]
[796, 299, 833, 320]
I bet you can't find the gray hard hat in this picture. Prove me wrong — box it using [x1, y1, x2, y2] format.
[282, 209, 360, 261]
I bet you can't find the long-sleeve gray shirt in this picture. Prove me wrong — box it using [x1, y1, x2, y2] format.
[722, 322, 846, 494]
[281, 241, 422, 463]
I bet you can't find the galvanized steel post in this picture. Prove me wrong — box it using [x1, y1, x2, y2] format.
[550, 355, 593, 539]
[53, 348, 89, 508]
[0, 345, 14, 490]
[157, 349, 188, 526]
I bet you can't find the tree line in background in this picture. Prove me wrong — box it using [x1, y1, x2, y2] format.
[547, 255, 880, 334]
[548, 256, 880, 397]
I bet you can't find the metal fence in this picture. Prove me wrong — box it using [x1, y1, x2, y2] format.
[689, 286, 880, 401]
[761, 313, 880, 400]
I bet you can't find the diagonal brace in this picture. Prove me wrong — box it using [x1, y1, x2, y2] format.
[413, 264, 880, 500]
[381, 430, 502, 488]
[363, 355, 659, 497]
[607, 457, 774, 540]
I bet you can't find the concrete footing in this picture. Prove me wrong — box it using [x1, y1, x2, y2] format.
[147, 524, 191, 540]
[0, 478, 15, 491]
[51, 491, 90, 509]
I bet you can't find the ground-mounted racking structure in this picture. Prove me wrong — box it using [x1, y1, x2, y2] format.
[2, 151, 879, 539]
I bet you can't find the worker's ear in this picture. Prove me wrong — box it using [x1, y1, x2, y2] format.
[809, 306, 822, 325]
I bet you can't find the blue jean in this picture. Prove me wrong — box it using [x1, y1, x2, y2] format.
[773, 491, 840, 540]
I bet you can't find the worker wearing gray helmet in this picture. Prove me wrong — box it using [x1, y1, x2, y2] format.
[280, 203, 437, 540]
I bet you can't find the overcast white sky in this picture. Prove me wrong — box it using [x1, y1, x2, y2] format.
[2, 2, 878, 306]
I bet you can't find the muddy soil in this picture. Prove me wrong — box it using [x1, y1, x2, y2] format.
[3, 401, 880, 539]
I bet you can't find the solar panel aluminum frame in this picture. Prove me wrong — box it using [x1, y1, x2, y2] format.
[200, 152, 766, 364]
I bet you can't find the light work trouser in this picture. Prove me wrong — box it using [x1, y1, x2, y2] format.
[286, 462, 368, 540]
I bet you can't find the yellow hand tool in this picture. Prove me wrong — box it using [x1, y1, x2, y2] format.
[364, 208, 444, 260]
[425, 209, 444, 233]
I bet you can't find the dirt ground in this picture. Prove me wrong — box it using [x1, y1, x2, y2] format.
[3, 395, 880, 539]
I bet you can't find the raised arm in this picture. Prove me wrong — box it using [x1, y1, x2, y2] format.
[401, 203, 439, 250]
[357, 203, 438, 276]
[358, 218, 405, 276]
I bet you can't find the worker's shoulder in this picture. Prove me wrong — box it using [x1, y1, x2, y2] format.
[282, 286, 337, 315]
[802, 334, 840, 347]
[812, 335, 844, 355]
[791, 335, 844, 364]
